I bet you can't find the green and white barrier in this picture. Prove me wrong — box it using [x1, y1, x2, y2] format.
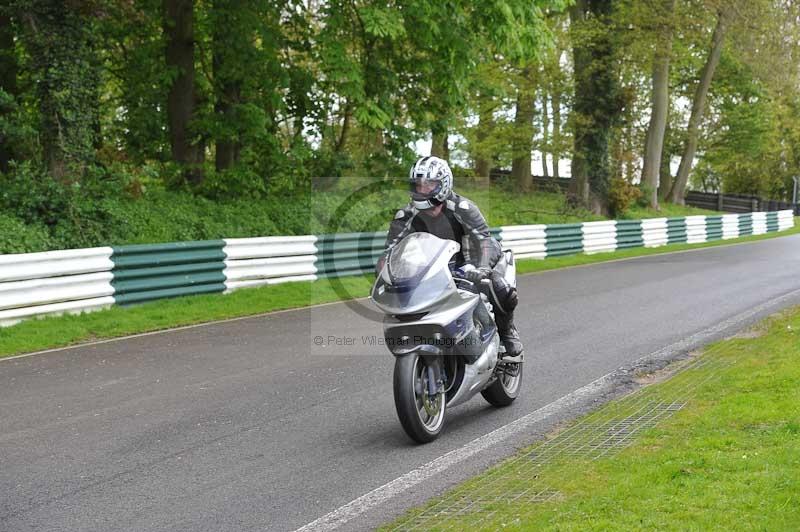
[0, 210, 794, 327]
[0, 248, 115, 326]
[111, 241, 227, 305]
[496, 210, 794, 259]
[222, 236, 318, 291]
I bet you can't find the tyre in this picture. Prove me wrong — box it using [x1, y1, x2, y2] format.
[481, 359, 523, 407]
[393, 354, 446, 443]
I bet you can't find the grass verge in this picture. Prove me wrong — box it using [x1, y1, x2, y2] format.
[1, 221, 798, 359]
[383, 306, 800, 531]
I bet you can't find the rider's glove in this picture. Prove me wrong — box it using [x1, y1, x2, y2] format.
[465, 266, 492, 285]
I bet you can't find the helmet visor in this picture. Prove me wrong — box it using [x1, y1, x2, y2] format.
[409, 177, 443, 201]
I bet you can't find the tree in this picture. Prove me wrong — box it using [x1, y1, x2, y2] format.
[472, 92, 497, 185]
[640, 0, 677, 209]
[430, 125, 449, 160]
[668, 5, 731, 204]
[510, 67, 536, 191]
[541, 87, 550, 178]
[540, 14, 570, 180]
[211, 0, 246, 171]
[17, 1, 101, 181]
[551, 89, 563, 178]
[163, 0, 204, 185]
[569, 0, 622, 215]
[0, 10, 17, 173]
[462, 53, 513, 185]
[658, 121, 675, 200]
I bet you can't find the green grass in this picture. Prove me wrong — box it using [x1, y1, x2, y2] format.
[624, 201, 719, 220]
[383, 306, 800, 531]
[458, 186, 717, 226]
[1, 220, 797, 358]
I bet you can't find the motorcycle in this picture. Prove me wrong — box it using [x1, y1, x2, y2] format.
[371, 232, 523, 443]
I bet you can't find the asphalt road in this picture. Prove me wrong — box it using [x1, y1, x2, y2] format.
[2, 235, 800, 532]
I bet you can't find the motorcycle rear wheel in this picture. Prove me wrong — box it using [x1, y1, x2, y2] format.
[393, 354, 446, 443]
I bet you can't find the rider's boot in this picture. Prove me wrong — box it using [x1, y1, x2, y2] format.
[495, 311, 523, 359]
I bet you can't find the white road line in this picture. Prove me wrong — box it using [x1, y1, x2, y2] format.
[293, 286, 800, 532]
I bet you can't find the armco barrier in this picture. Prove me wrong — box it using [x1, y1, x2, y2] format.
[0, 210, 795, 327]
[0, 248, 114, 326]
[497, 211, 795, 259]
[222, 235, 318, 291]
[316, 232, 387, 279]
[111, 241, 227, 305]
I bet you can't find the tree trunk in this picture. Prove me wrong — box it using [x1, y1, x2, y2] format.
[641, 0, 676, 209]
[569, 0, 619, 214]
[541, 91, 550, 178]
[552, 89, 561, 179]
[164, 0, 204, 185]
[20, 4, 100, 182]
[659, 156, 673, 199]
[568, 1, 589, 203]
[511, 71, 536, 193]
[212, 0, 244, 172]
[431, 128, 449, 160]
[658, 121, 673, 200]
[669, 7, 730, 204]
[214, 84, 240, 172]
[624, 115, 635, 182]
[335, 101, 352, 154]
[473, 100, 493, 186]
[0, 12, 16, 174]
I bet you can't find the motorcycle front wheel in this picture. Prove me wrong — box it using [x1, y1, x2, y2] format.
[393, 354, 446, 443]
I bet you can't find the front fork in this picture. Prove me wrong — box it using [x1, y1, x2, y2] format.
[421, 354, 445, 397]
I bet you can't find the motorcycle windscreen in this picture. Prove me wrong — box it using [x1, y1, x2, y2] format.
[380, 233, 457, 311]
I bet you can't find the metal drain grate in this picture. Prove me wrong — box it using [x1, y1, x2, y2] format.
[390, 489, 563, 531]
[384, 356, 729, 532]
[536, 399, 687, 462]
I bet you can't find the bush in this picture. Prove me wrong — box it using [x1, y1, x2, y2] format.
[0, 213, 54, 253]
[608, 178, 643, 217]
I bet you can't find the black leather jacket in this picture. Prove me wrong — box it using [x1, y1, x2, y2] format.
[384, 192, 502, 269]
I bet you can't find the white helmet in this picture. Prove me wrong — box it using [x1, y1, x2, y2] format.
[408, 156, 453, 210]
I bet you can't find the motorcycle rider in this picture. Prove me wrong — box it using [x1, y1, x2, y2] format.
[382, 156, 523, 357]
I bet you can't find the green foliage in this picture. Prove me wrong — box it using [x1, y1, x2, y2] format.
[359, 6, 407, 39]
[0, 88, 36, 166]
[608, 176, 643, 217]
[15, 0, 102, 179]
[0, 0, 798, 244]
[0, 212, 52, 253]
[0, 162, 125, 249]
[691, 51, 798, 200]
